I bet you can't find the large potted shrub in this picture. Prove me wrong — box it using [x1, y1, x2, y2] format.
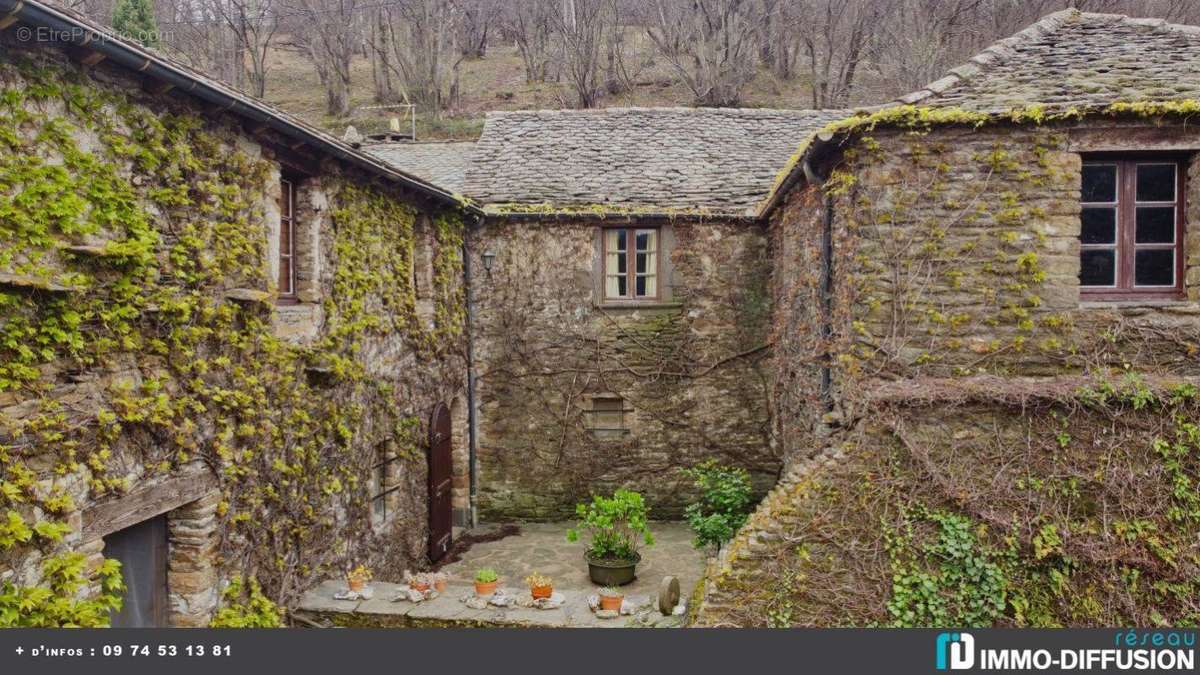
[567, 488, 655, 586]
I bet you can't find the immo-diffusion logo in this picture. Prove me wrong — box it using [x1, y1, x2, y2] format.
[936, 632, 975, 670]
[935, 631, 1196, 671]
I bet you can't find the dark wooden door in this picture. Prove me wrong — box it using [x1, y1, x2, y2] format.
[428, 403, 453, 562]
[103, 514, 168, 627]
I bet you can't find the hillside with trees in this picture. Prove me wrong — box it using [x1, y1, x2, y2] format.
[56, 0, 1200, 138]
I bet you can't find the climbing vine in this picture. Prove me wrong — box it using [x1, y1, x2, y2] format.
[0, 53, 466, 625]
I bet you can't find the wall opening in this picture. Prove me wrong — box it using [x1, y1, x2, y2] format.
[103, 514, 169, 627]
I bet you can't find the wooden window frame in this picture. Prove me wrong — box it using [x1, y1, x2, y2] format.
[278, 176, 298, 304]
[370, 449, 401, 524]
[601, 225, 662, 303]
[586, 395, 632, 439]
[1080, 156, 1186, 301]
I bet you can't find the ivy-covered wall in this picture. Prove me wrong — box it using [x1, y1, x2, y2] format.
[0, 43, 467, 626]
[700, 111, 1200, 626]
[471, 215, 780, 520]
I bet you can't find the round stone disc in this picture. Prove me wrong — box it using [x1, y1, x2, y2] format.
[658, 575, 680, 615]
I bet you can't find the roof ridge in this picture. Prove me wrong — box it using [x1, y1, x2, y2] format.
[484, 106, 844, 117]
[899, 8, 1200, 106]
[897, 9, 1077, 105]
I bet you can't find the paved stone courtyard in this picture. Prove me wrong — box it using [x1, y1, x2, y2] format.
[295, 521, 707, 628]
[440, 521, 704, 599]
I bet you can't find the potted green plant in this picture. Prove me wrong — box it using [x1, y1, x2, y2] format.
[567, 488, 654, 586]
[524, 572, 553, 600]
[598, 586, 624, 611]
[474, 568, 499, 597]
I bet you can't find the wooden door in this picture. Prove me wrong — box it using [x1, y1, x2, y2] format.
[428, 403, 453, 562]
[103, 514, 168, 627]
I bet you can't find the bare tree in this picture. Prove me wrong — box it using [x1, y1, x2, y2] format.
[284, 0, 360, 117]
[781, 0, 892, 109]
[646, 0, 761, 107]
[555, 0, 619, 108]
[457, 0, 500, 58]
[367, 0, 465, 115]
[208, 0, 280, 97]
[368, 6, 400, 103]
[157, 0, 245, 90]
[501, 0, 558, 83]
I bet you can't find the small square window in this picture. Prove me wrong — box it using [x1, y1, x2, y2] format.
[588, 396, 630, 439]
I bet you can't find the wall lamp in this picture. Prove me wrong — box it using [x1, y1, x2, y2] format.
[481, 250, 496, 277]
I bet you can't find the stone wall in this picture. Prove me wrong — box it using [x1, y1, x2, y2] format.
[698, 380, 1200, 626]
[471, 215, 781, 519]
[701, 115, 1200, 626]
[0, 39, 467, 625]
[834, 121, 1200, 383]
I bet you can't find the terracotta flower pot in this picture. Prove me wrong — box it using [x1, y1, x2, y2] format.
[475, 580, 498, 597]
[434, 579, 447, 593]
[599, 594, 623, 611]
[531, 585, 553, 600]
[410, 581, 431, 593]
[348, 578, 365, 593]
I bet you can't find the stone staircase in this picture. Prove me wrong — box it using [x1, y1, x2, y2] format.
[693, 442, 844, 626]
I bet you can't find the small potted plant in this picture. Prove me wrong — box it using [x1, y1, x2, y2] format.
[598, 586, 623, 611]
[524, 572, 553, 600]
[474, 568, 499, 597]
[433, 571, 448, 593]
[567, 488, 655, 586]
[347, 565, 372, 593]
[407, 572, 432, 593]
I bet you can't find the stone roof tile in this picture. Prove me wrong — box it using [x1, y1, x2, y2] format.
[366, 141, 475, 194]
[464, 107, 849, 215]
[905, 9, 1200, 112]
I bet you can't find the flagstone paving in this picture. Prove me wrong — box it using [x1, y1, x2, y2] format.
[295, 521, 706, 628]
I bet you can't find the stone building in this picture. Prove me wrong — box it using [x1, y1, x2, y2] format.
[0, 0, 472, 626]
[6, 0, 1200, 630]
[700, 10, 1200, 626]
[374, 108, 845, 519]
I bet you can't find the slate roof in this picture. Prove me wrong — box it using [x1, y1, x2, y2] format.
[366, 142, 475, 194]
[900, 9, 1200, 112]
[463, 107, 850, 216]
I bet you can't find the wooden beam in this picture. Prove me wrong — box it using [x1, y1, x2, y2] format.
[142, 78, 174, 96]
[0, 2, 22, 31]
[82, 464, 217, 540]
[68, 46, 107, 67]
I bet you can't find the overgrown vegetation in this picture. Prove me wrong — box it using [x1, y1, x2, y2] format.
[0, 55, 465, 624]
[717, 375, 1200, 627]
[209, 575, 284, 628]
[682, 460, 755, 551]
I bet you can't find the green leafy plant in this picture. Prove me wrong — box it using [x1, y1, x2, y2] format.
[566, 488, 654, 561]
[598, 585, 622, 598]
[0, 553, 124, 627]
[884, 507, 1009, 627]
[474, 568, 498, 583]
[209, 575, 283, 628]
[681, 460, 755, 550]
